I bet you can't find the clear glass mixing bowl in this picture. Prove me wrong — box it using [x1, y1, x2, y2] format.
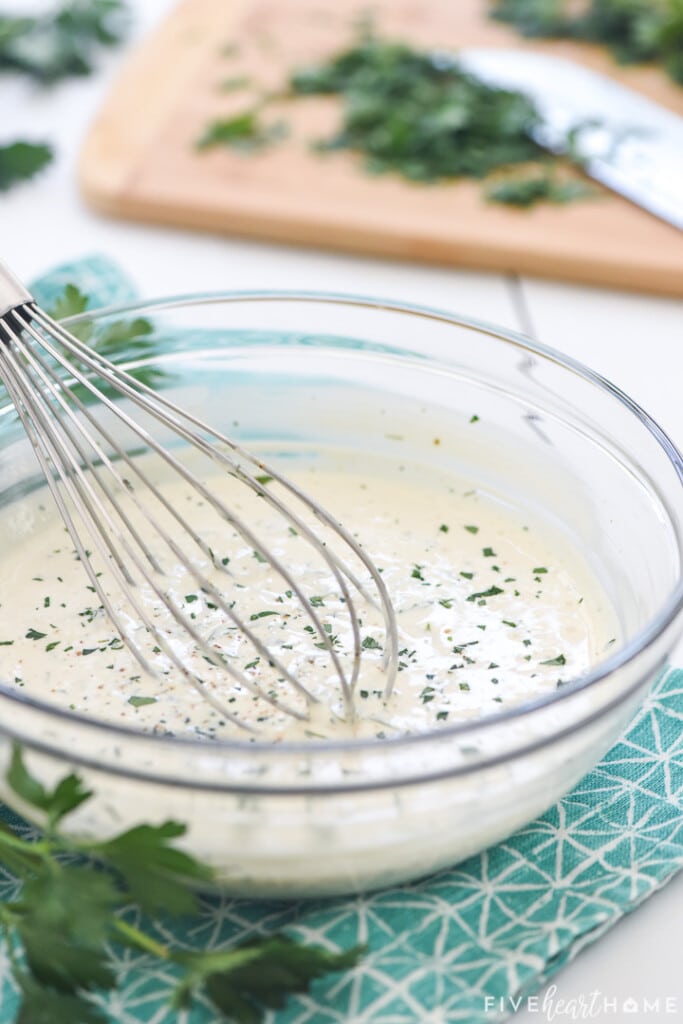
[0, 293, 681, 897]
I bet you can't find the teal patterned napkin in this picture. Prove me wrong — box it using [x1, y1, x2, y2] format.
[0, 257, 682, 1024]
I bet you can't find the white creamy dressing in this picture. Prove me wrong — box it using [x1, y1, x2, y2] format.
[0, 447, 617, 743]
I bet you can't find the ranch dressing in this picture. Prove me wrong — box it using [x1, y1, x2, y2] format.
[0, 447, 617, 742]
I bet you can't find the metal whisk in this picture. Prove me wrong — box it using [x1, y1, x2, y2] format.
[0, 262, 398, 734]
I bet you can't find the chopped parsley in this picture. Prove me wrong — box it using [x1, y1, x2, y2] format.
[540, 654, 567, 666]
[0, 141, 53, 192]
[361, 636, 382, 650]
[289, 31, 588, 206]
[486, 171, 594, 208]
[196, 110, 287, 152]
[491, 0, 683, 87]
[466, 585, 504, 603]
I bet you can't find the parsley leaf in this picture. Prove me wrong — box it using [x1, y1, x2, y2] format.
[15, 974, 108, 1024]
[127, 695, 157, 707]
[486, 170, 595, 208]
[361, 635, 382, 649]
[18, 871, 118, 990]
[49, 282, 90, 320]
[46, 282, 167, 396]
[174, 936, 364, 1020]
[196, 110, 287, 152]
[7, 745, 92, 826]
[94, 821, 213, 915]
[540, 653, 567, 666]
[466, 585, 504, 602]
[0, 141, 52, 191]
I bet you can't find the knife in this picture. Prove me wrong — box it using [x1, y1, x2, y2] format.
[455, 50, 683, 230]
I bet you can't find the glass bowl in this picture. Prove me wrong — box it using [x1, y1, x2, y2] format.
[0, 292, 681, 898]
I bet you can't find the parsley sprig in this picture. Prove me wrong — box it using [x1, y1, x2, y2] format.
[0, 745, 363, 1023]
[46, 282, 170, 398]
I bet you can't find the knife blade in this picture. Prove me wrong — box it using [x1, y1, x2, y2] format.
[456, 49, 683, 230]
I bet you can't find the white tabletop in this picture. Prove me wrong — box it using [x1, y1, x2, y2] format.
[2, 2, 682, 1019]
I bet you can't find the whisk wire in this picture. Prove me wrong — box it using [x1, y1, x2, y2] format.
[30, 304, 399, 690]
[19, 307, 368, 710]
[0, 271, 401, 734]
[9, 320, 328, 713]
[2, 322, 319, 728]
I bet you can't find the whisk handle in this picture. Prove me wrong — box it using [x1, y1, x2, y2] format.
[0, 261, 32, 319]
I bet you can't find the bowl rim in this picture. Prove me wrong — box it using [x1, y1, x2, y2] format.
[0, 288, 682, 763]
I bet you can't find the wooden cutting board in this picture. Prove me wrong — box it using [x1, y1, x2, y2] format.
[80, 0, 683, 296]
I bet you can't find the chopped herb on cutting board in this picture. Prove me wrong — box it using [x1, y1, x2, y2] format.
[491, 0, 683, 87]
[199, 28, 593, 209]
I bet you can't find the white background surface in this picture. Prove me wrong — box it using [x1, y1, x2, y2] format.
[2, 1, 682, 1020]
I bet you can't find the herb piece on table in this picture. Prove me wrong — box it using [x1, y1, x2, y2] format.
[0, 744, 363, 1023]
[0, 2, 129, 192]
[0, 0, 129, 84]
[0, 141, 53, 192]
[490, 0, 683, 87]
